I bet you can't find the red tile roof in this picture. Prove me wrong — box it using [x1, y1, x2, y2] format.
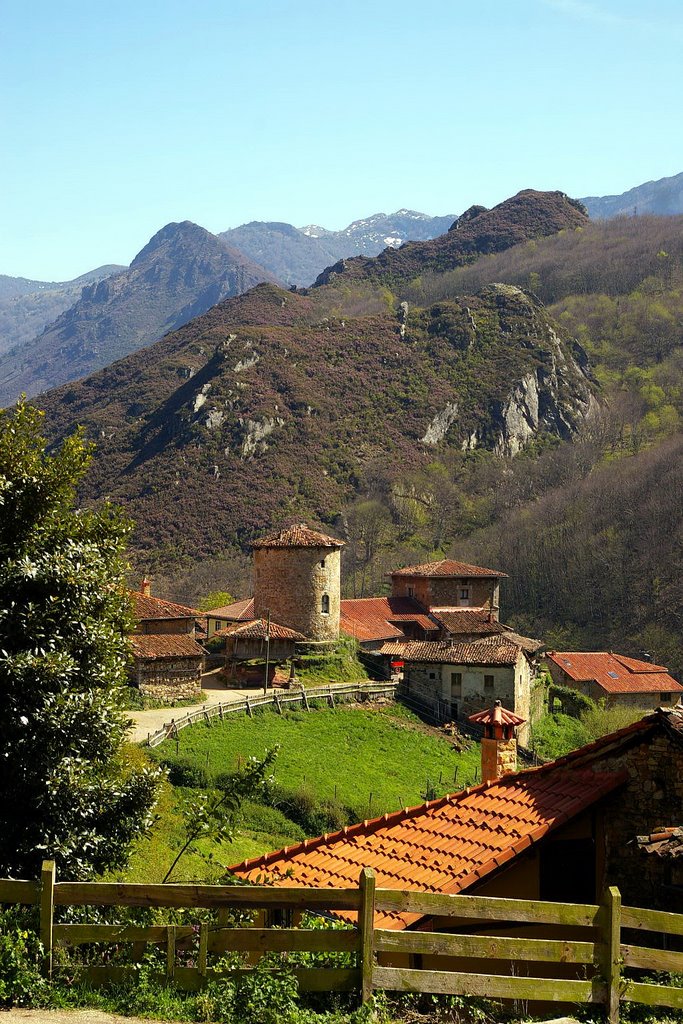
[224, 618, 306, 641]
[340, 597, 437, 643]
[131, 634, 206, 660]
[432, 609, 505, 636]
[391, 558, 508, 579]
[389, 638, 524, 666]
[232, 710, 683, 928]
[132, 591, 200, 622]
[205, 597, 255, 620]
[547, 651, 683, 695]
[231, 759, 629, 929]
[252, 524, 344, 549]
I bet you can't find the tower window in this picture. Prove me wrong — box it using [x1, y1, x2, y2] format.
[321, 594, 330, 614]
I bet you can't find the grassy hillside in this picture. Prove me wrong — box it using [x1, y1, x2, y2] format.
[113, 703, 481, 882]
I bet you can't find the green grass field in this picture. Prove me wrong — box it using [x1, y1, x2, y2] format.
[112, 702, 481, 884]
[150, 701, 481, 818]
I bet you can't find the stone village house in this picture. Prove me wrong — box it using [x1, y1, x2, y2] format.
[129, 579, 207, 701]
[380, 637, 538, 746]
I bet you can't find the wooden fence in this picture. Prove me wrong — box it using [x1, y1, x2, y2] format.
[144, 681, 398, 747]
[2, 862, 683, 1022]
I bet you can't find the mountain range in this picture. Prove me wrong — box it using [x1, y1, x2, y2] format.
[581, 170, 683, 220]
[36, 190, 595, 582]
[220, 210, 457, 287]
[0, 223, 277, 408]
[2, 170, 682, 411]
[0, 265, 123, 357]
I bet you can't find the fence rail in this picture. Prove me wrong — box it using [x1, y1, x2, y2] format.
[144, 681, 398, 747]
[2, 862, 683, 1021]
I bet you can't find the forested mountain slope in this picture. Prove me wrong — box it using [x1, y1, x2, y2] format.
[37, 275, 594, 579]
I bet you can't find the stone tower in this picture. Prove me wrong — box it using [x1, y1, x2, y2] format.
[252, 524, 344, 644]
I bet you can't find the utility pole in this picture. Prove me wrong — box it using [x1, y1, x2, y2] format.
[263, 609, 271, 695]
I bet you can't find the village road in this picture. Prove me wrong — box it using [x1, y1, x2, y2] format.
[2, 1010, 581, 1024]
[126, 673, 267, 744]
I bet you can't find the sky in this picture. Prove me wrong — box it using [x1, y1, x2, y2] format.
[2, 0, 682, 281]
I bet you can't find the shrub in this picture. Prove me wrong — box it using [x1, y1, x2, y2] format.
[160, 757, 209, 788]
[264, 784, 353, 836]
[0, 911, 46, 1007]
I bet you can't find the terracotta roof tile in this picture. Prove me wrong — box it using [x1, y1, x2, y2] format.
[204, 598, 255, 620]
[131, 634, 206, 660]
[432, 609, 505, 636]
[231, 762, 627, 928]
[224, 618, 306, 641]
[340, 596, 437, 643]
[252, 524, 344, 549]
[391, 559, 508, 579]
[469, 702, 526, 728]
[636, 827, 683, 858]
[547, 651, 683, 695]
[132, 591, 201, 622]
[392, 638, 523, 666]
[230, 710, 682, 929]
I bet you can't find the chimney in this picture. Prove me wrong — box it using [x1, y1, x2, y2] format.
[140, 577, 151, 597]
[468, 701, 526, 783]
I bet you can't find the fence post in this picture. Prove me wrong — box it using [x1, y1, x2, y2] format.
[359, 867, 376, 1004]
[604, 886, 622, 1024]
[167, 924, 176, 979]
[40, 859, 56, 979]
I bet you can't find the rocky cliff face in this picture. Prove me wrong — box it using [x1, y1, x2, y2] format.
[0, 265, 123, 357]
[0, 222, 277, 407]
[37, 275, 597, 572]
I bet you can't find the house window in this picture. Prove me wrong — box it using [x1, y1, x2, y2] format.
[428, 671, 437, 680]
[320, 558, 326, 568]
[460, 588, 470, 600]
[451, 672, 462, 697]
[661, 692, 672, 703]
[484, 674, 494, 692]
[407, 585, 414, 598]
[321, 594, 330, 615]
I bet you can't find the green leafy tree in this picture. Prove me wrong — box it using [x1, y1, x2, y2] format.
[0, 401, 160, 879]
[197, 590, 234, 612]
[163, 748, 278, 882]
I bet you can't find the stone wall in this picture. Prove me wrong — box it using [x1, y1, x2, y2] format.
[254, 545, 341, 642]
[481, 737, 517, 782]
[586, 683, 677, 710]
[136, 657, 203, 702]
[403, 657, 531, 743]
[392, 575, 499, 615]
[599, 727, 683, 912]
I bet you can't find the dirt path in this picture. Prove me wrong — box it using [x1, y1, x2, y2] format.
[4, 1013, 177, 1024]
[3, 1010, 581, 1024]
[126, 679, 267, 744]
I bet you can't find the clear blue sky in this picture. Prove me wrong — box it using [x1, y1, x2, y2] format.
[2, 0, 682, 280]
